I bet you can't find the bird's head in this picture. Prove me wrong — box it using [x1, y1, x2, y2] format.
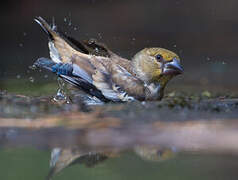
[132, 48, 183, 87]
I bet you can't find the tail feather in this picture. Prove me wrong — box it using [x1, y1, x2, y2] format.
[34, 16, 58, 41]
[35, 16, 85, 53]
[35, 16, 79, 63]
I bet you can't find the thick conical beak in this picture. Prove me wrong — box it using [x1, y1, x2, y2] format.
[163, 58, 184, 75]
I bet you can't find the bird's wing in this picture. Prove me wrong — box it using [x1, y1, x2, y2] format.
[71, 54, 146, 101]
[34, 55, 146, 102]
[108, 63, 146, 101]
[34, 57, 111, 102]
[34, 56, 128, 102]
[70, 54, 124, 102]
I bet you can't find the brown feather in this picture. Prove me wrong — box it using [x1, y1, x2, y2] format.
[109, 63, 145, 100]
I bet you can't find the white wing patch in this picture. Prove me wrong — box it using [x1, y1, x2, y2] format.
[48, 41, 61, 63]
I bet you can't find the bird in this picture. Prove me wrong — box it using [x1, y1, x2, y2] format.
[33, 17, 183, 103]
[46, 146, 175, 179]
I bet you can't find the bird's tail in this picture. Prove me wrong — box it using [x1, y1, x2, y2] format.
[34, 16, 58, 41]
[35, 16, 80, 63]
[34, 16, 113, 58]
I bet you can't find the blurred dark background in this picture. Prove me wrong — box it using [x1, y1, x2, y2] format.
[1, 0, 238, 94]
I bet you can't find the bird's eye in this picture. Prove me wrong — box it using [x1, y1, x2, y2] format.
[156, 54, 163, 62]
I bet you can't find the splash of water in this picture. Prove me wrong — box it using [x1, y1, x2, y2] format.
[53, 78, 70, 104]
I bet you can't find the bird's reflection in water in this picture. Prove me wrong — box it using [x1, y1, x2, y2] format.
[47, 148, 108, 179]
[134, 146, 176, 162]
[46, 146, 177, 179]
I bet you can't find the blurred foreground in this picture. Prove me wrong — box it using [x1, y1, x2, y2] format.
[0, 88, 238, 179]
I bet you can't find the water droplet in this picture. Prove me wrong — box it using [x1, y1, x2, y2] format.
[74, 27, 77, 31]
[64, 17, 67, 22]
[222, 61, 226, 65]
[29, 76, 35, 83]
[16, 75, 21, 79]
[44, 74, 48, 79]
[132, 38, 136, 41]
[23, 32, 27, 36]
[28, 65, 36, 70]
[173, 44, 177, 48]
[206, 57, 210, 61]
[53, 89, 67, 102]
[98, 33, 102, 39]
[19, 43, 23, 47]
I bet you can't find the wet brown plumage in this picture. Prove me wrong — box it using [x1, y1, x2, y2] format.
[34, 17, 183, 102]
